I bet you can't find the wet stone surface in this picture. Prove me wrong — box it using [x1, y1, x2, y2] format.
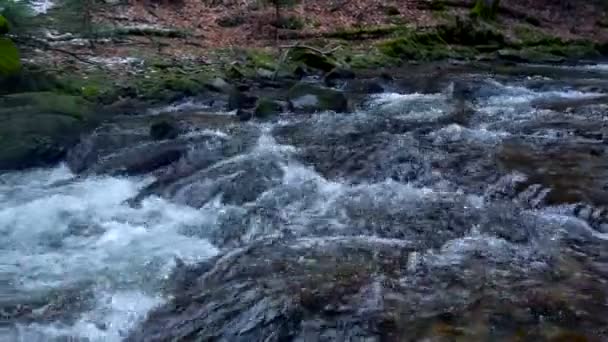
[2, 63, 608, 341]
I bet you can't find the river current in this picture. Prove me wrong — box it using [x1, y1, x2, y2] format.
[2, 63, 608, 341]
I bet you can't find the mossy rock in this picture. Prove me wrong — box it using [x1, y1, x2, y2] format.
[289, 48, 337, 73]
[471, 0, 500, 20]
[288, 82, 348, 113]
[0, 14, 9, 34]
[254, 98, 283, 119]
[496, 48, 565, 64]
[514, 25, 563, 47]
[0, 37, 21, 77]
[0, 92, 92, 119]
[0, 68, 63, 95]
[378, 37, 453, 61]
[0, 112, 88, 170]
[437, 18, 504, 46]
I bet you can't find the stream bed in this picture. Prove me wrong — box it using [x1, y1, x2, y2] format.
[2, 63, 608, 341]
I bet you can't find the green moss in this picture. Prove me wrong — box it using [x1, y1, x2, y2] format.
[377, 32, 453, 61]
[348, 51, 400, 69]
[289, 48, 337, 72]
[376, 18, 504, 62]
[514, 25, 562, 46]
[0, 14, 9, 34]
[80, 85, 100, 100]
[0, 37, 20, 77]
[254, 97, 282, 118]
[471, 0, 500, 20]
[246, 49, 277, 70]
[0, 92, 92, 119]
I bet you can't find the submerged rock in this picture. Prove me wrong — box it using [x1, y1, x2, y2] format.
[228, 88, 257, 110]
[128, 234, 553, 342]
[288, 82, 349, 113]
[150, 119, 180, 140]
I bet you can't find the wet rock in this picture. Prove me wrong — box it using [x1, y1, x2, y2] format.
[236, 108, 254, 121]
[324, 67, 356, 87]
[497, 48, 566, 64]
[288, 82, 348, 113]
[344, 78, 385, 94]
[66, 125, 150, 173]
[89, 142, 185, 175]
[128, 235, 551, 342]
[256, 68, 275, 79]
[150, 120, 179, 140]
[204, 77, 232, 93]
[1, 285, 95, 325]
[531, 95, 608, 111]
[0, 92, 97, 170]
[228, 88, 257, 110]
[254, 97, 283, 118]
[135, 146, 284, 208]
[498, 140, 608, 205]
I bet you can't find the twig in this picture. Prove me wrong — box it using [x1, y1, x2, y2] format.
[272, 43, 341, 80]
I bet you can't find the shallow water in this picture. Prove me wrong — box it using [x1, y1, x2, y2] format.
[2, 64, 608, 341]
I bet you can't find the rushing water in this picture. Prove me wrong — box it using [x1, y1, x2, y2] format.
[2, 64, 608, 341]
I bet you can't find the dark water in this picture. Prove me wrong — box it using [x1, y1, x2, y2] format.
[2, 63, 608, 341]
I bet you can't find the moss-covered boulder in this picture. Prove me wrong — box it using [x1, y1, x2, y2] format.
[288, 82, 349, 113]
[0, 37, 21, 77]
[0, 92, 96, 170]
[254, 97, 283, 119]
[0, 92, 92, 119]
[0, 113, 83, 170]
[0, 14, 9, 34]
[289, 48, 337, 73]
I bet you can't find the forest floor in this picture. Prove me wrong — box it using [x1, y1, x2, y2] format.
[26, 0, 608, 68]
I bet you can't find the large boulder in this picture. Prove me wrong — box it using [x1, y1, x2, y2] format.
[254, 97, 284, 119]
[0, 92, 94, 170]
[287, 82, 349, 113]
[228, 88, 257, 110]
[289, 48, 337, 73]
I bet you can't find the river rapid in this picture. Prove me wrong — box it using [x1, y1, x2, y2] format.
[2, 63, 608, 341]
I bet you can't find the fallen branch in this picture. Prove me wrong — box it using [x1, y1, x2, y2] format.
[279, 44, 340, 56]
[272, 43, 341, 80]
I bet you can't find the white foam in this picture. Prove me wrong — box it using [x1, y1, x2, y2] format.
[368, 92, 449, 119]
[148, 99, 212, 115]
[0, 166, 218, 340]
